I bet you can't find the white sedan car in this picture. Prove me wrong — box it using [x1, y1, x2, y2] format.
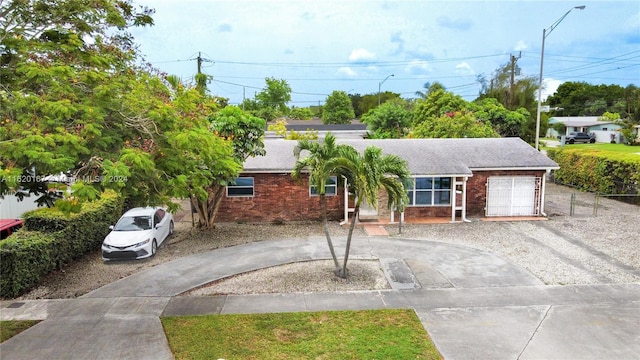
[102, 207, 174, 261]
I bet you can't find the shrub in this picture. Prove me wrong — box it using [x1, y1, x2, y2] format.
[0, 190, 123, 298]
[547, 148, 640, 194]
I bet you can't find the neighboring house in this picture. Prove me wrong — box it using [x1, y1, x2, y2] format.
[547, 116, 621, 143]
[0, 193, 40, 219]
[216, 137, 559, 224]
[266, 118, 368, 139]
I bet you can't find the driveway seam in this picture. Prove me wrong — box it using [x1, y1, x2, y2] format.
[517, 305, 552, 360]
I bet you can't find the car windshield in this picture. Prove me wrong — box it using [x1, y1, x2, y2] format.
[113, 216, 152, 231]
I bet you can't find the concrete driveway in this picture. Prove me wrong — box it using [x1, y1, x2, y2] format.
[1, 234, 639, 360]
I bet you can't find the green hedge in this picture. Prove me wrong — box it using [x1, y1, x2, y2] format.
[547, 148, 640, 194]
[0, 190, 123, 298]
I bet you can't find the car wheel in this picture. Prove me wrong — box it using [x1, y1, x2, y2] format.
[151, 239, 157, 256]
[590, 139, 595, 143]
[569, 139, 575, 144]
[169, 220, 174, 236]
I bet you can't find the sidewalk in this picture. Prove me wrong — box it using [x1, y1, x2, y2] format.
[2, 236, 639, 359]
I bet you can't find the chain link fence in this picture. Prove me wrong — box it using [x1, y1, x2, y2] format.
[545, 180, 639, 218]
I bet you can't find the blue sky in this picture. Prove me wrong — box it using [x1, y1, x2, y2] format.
[130, 0, 640, 107]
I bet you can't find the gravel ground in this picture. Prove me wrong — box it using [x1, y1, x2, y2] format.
[12, 182, 640, 300]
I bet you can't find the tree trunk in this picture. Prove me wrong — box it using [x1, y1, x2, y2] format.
[337, 204, 359, 278]
[191, 184, 225, 229]
[320, 194, 340, 271]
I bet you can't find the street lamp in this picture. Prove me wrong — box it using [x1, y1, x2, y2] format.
[378, 74, 394, 106]
[535, 5, 585, 150]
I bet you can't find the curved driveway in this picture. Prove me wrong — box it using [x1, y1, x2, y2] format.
[1, 235, 639, 360]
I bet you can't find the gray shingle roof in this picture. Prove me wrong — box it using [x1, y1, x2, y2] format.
[243, 137, 559, 176]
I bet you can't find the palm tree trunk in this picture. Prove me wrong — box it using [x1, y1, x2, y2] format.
[338, 204, 359, 278]
[320, 194, 340, 271]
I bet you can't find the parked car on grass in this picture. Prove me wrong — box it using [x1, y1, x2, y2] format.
[0, 219, 23, 240]
[102, 207, 173, 261]
[565, 132, 596, 144]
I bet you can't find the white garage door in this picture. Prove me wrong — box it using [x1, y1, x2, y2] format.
[486, 177, 540, 216]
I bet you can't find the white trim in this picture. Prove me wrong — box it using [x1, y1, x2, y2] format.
[540, 171, 548, 216]
[309, 176, 337, 197]
[406, 176, 453, 207]
[226, 177, 255, 197]
[341, 175, 351, 225]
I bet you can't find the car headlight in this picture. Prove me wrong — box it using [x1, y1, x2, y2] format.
[133, 239, 151, 247]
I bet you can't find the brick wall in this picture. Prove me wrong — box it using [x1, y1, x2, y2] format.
[216, 173, 344, 222]
[217, 170, 547, 222]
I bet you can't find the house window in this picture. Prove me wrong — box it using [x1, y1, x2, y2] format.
[310, 176, 337, 196]
[406, 177, 451, 206]
[227, 177, 254, 197]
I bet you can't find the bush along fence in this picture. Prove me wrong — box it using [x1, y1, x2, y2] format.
[547, 148, 640, 197]
[0, 190, 123, 298]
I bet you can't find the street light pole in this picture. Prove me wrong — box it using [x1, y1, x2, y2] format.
[378, 74, 394, 106]
[535, 5, 585, 150]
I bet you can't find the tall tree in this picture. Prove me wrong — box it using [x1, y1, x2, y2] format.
[333, 146, 410, 278]
[547, 81, 632, 117]
[192, 106, 266, 229]
[255, 77, 292, 115]
[0, 0, 243, 217]
[292, 134, 350, 272]
[412, 88, 467, 127]
[0, 0, 157, 204]
[361, 100, 412, 138]
[476, 61, 538, 112]
[357, 92, 401, 115]
[415, 82, 445, 99]
[322, 90, 355, 124]
[470, 98, 529, 138]
[413, 111, 499, 138]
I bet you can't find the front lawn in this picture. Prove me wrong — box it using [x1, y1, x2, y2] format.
[0, 320, 40, 343]
[162, 309, 442, 359]
[562, 143, 640, 154]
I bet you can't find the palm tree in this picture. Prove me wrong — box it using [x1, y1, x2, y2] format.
[333, 145, 411, 278]
[292, 134, 349, 272]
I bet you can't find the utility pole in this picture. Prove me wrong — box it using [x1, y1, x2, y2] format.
[509, 52, 521, 109]
[191, 52, 213, 90]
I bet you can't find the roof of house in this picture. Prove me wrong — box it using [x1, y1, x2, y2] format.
[548, 116, 618, 127]
[243, 137, 559, 176]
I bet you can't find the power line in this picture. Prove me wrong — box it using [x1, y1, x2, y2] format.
[151, 52, 507, 69]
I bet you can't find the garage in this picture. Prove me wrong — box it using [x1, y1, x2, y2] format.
[486, 176, 541, 216]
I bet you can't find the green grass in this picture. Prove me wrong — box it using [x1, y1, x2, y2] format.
[162, 309, 442, 360]
[567, 143, 640, 153]
[543, 141, 640, 154]
[0, 320, 40, 343]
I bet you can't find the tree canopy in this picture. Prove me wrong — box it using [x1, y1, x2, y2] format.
[322, 90, 355, 124]
[547, 82, 637, 119]
[255, 77, 292, 114]
[0, 0, 246, 215]
[361, 100, 412, 139]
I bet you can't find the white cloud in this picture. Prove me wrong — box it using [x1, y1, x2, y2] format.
[455, 62, 473, 74]
[348, 48, 376, 62]
[514, 40, 528, 51]
[542, 78, 562, 101]
[338, 67, 358, 77]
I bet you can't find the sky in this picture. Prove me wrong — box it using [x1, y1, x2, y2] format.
[129, 0, 640, 107]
